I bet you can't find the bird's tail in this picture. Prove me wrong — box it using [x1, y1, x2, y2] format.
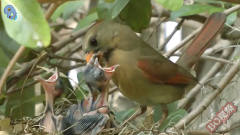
[177, 12, 226, 69]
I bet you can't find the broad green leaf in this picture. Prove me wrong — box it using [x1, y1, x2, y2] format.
[105, 0, 115, 2]
[111, 0, 130, 19]
[0, 98, 7, 115]
[6, 81, 36, 118]
[153, 102, 178, 122]
[159, 109, 187, 131]
[75, 12, 98, 30]
[75, 82, 89, 100]
[171, 4, 224, 19]
[97, 0, 130, 20]
[153, 105, 163, 122]
[11, 95, 45, 108]
[167, 101, 178, 113]
[1, 17, 38, 63]
[0, 19, 19, 58]
[226, 12, 237, 25]
[114, 108, 136, 123]
[0, 47, 9, 68]
[75, 86, 88, 100]
[0, 19, 11, 76]
[156, 0, 183, 11]
[97, 0, 113, 20]
[1, 0, 51, 48]
[77, 71, 85, 83]
[51, 1, 84, 21]
[76, 72, 89, 99]
[195, 0, 225, 4]
[120, 0, 151, 32]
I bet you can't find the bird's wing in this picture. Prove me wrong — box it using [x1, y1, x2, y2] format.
[73, 112, 108, 135]
[137, 56, 196, 85]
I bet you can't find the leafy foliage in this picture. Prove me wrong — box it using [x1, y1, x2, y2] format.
[159, 109, 187, 131]
[1, 0, 50, 48]
[97, 0, 130, 20]
[75, 12, 98, 30]
[51, 1, 84, 21]
[119, 0, 151, 32]
[171, 4, 224, 19]
[0, 19, 19, 58]
[156, 0, 183, 11]
[5, 82, 36, 118]
[114, 108, 136, 123]
[226, 12, 237, 25]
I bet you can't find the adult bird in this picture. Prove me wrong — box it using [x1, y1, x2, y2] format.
[84, 21, 196, 104]
[83, 13, 226, 122]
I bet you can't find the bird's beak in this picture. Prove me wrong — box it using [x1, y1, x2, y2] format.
[86, 51, 94, 63]
[86, 51, 104, 63]
[87, 52, 119, 79]
[101, 64, 120, 80]
[36, 69, 59, 95]
[46, 68, 58, 83]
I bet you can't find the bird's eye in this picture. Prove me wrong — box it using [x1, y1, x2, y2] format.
[89, 37, 98, 47]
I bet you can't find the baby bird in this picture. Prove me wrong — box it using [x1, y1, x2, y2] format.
[64, 55, 119, 135]
[39, 56, 118, 135]
[38, 70, 66, 134]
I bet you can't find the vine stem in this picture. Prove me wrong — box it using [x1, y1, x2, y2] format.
[0, 46, 26, 94]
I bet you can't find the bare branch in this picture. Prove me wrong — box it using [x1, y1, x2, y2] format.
[175, 53, 240, 129]
[159, 19, 185, 51]
[178, 40, 232, 109]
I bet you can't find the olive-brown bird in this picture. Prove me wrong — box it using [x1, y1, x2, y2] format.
[84, 21, 197, 105]
[83, 13, 225, 121]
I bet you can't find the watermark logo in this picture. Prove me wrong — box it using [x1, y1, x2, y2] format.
[206, 102, 237, 133]
[4, 5, 17, 20]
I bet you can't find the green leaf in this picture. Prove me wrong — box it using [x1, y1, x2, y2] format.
[0, 18, 37, 63]
[171, 4, 224, 19]
[75, 12, 98, 30]
[0, 19, 19, 58]
[75, 86, 88, 100]
[226, 12, 237, 25]
[167, 101, 178, 113]
[156, 0, 183, 11]
[0, 101, 7, 115]
[195, 0, 225, 4]
[111, 0, 130, 19]
[12, 95, 45, 107]
[76, 72, 89, 99]
[153, 105, 163, 122]
[120, 0, 151, 32]
[105, 0, 115, 2]
[159, 109, 187, 131]
[0, 20, 12, 76]
[114, 108, 136, 123]
[153, 102, 178, 122]
[0, 47, 10, 69]
[6, 80, 36, 118]
[77, 71, 85, 83]
[97, 0, 114, 20]
[97, 0, 130, 20]
[1, 0, 51, 48]
[51, 1, 84, 21]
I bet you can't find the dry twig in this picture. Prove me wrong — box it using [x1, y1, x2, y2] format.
[175, 53, 240, 129]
